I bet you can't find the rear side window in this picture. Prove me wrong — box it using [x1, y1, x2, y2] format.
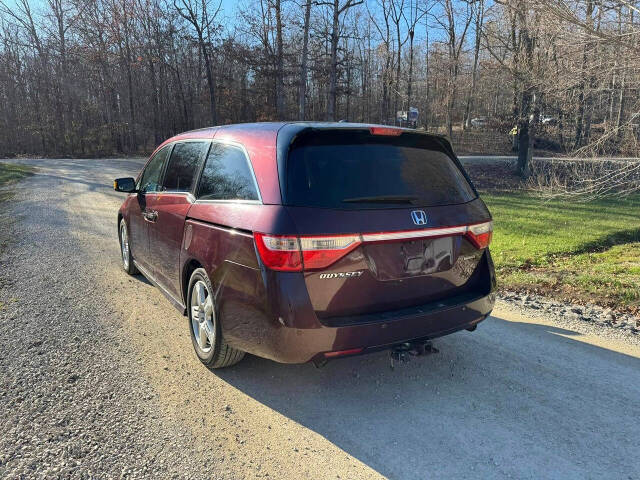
[197, 143, 260, 201]
[138, 146, 170, 193]
[163, 141, 208, 192]
[286, 130, 476, 209]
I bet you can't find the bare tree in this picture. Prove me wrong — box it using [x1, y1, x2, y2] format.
[463, 0, 484, 130]
[298, 0, 312, 119]
[435, 0, 473, 138]
[388, 0, 406, 119]
[0, 0, 638, 167]
[273, 0, 285, 118]
[404, 0, 426, 111]
[319, 0, 363, 121]
[369, 0, 393, 121]
[174, 0, 221, 125]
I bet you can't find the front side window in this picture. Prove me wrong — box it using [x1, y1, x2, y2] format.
[198, 143, 260, 201]
[162, 141, 208, 192]
[138, 146, 170, 193]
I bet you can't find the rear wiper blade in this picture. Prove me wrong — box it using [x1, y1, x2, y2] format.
[341, 195, 418, 204]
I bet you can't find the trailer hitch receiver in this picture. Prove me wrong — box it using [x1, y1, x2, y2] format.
[390, 340, 438, 369]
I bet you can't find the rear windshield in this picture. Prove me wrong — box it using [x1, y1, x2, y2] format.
[285, 130, 476, 209]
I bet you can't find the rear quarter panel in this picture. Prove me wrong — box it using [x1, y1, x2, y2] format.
[180, 203, 300, 356]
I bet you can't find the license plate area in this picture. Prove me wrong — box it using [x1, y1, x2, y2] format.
[363, 236, 458, 280]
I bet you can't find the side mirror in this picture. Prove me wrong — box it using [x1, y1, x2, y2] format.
[114, 177, 137, 193]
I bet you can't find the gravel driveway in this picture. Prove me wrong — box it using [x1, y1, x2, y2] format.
[1, 158, 639, 479]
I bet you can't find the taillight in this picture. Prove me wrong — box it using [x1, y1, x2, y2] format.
[298, 234, 361, 269]
[465, 221, 493, 249]
[253, 234, 302, 271]
[254, 233, 361, 271]
[255, 221, 492, 272]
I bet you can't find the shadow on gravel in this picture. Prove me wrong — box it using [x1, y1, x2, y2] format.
[215, 316, 640, 479]
[130, 273, 152, 286]
[34, 172, 124, 198]
[3, 158, 147, 201]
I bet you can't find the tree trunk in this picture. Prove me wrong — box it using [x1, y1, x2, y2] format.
[516, 3, 535, 178]
[199, 30, 217, 125]
[517, 89, 532, 178]
[463, 0, 484, 130]
[406, 28, 414, 114]
[615, 68, 626, 134]
[148, 57, 160, 146]
[424, 16, 430, 128]
[275, 0, 285, 119]
[394, 22, 402, 122]
[615, 6, 632, 139]
[298, 0, 312, 120]
[124, 43, 137, 150]
[327, 0, 340, 121]
[574, 0, 594, 149]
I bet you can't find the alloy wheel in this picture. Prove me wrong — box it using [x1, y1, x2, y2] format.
[120, 222, 130, 269]
[190, 280, 215, 353]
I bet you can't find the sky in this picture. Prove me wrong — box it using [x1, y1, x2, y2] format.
[1, 0, 464, 47]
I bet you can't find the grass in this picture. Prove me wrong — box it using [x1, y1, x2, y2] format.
[484, 192, 640, 312]
[0, 163, 34, 194]
[0, 162, 33, 205]
[0, 163, 34, 258]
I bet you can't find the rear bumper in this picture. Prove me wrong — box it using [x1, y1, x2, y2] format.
[222, 289, 495, 364]
[219, 247, 496, 364]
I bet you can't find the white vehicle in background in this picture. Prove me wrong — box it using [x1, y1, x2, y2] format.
[470, 117, 488, 129]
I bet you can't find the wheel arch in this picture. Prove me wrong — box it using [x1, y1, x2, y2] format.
[117, 213, 123, 240]
[182, 258, 204, 314]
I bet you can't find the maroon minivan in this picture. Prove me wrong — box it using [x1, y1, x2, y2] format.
[114, 122, 496, 368]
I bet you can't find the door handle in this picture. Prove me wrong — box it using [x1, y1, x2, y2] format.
[143, 210, 158, 222]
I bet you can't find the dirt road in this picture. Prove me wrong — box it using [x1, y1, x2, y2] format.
[1, 158, 639, 479]
[458, 155, 640, 164]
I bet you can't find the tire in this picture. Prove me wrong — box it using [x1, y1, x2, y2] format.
[119, 218, 138, 275]
[187, 268, 245, 369]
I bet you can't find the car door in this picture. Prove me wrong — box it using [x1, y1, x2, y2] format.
[147, 140, 209, 300]
[129, 145, 171, 271]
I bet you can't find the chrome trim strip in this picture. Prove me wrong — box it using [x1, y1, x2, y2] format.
[186, 218, 253, 237]
[150, 191, 196, 203]
[361, 225, 469, 242]
[224, 259, 260, 270]
[193, 199, 261, 205]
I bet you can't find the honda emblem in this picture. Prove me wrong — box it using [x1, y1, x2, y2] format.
[411, 210, 427, 226]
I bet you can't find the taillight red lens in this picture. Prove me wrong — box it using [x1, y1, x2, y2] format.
[254, 233, 302, 271]
[254, 233, 361, 271]
[465, 221, 493, 249]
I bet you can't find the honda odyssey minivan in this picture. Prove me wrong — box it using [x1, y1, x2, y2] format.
[114, 122, 496, 368]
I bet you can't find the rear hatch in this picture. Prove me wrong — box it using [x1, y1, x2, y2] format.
[256, 126, 493, 321]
